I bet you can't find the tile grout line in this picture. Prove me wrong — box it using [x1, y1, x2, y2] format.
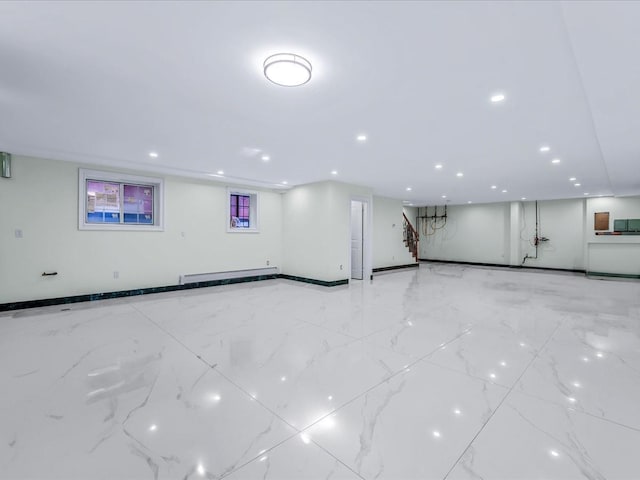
[269, 328, 479, 480]
[502, 381, 640, 434]
[132, 306, 373, 480]
[225, 323, 477, 479]
[440, 321, 564, 480]
[273, 327, 479, 478]
[131, 305, 301, 427]
[130, 305, 338, 478]
[132, 304, 534, 480]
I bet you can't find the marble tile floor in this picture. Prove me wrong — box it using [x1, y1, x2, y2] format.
[1, 263, 639, 479]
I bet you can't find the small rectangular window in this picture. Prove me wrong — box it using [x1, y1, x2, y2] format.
[227, 188, 259, 232]
[79, 169, 164, 231]
[230, 194, 251, 228]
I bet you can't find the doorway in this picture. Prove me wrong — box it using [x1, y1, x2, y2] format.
[351, 200, 365, 280]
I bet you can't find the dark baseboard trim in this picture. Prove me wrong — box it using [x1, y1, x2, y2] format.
[587, 271, 640, 280]
[278, 274, 349, 287]
[0, 273, 349, 312]
[373, 263, 419, 273]
[419, 258, 586, 275]
[419, 258, 506, 269]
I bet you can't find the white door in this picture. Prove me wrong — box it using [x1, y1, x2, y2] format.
[351, 200, 363, 280]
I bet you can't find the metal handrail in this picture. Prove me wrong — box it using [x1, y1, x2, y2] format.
[402, 213, 419, 261]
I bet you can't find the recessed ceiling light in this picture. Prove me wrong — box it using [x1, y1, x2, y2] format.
[569, 177, 576, 181]
[149, 152, 158, 158]
[217, 170, 224, 175]
[263, 53, 312, 87]
[456, 172, 463, 177]
[261, 155, 270, 161]
[539, 146, 550, 153]
[584, 192, 589, 195]
[435, 164, 443, 169]
[521, 197, 526, 200]
[331, 170, 338, 175]
[356, 134, 367, 142]
[491, 185, 497, 189]
[406, 187, 412, 191]
[467, 201, 472, 204]
[574, 183, 581, 187]
[442, 195, 447, 199]
[502, 189, 507, 193]
[551, 159, 561, 164]
[408, 203, 413, 206]
[282, 180, 288, 185]
[490, 93, 506, 103]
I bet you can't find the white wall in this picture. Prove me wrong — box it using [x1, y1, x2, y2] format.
[586, 196, 640, 275]
[519, 199, 585, 270]
[419, 203, 510, 265]
[371, 196, 416, 269]
[281, 181, 372, 282]
[419, 200, 584, 269]
[0, 156, 283, 303]
[419, 196, 640, 276]
[4, 155, 638, 305]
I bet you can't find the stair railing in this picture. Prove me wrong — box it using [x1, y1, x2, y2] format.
[403, 213, 419, 261]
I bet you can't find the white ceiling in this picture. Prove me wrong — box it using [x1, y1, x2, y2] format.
[1, 0, 639, 206]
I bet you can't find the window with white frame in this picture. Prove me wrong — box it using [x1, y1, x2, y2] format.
[78, 169, 164, 231]
[227, 188, 259, 232]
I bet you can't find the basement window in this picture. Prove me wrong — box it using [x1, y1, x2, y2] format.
[78, 169, 164, 231]
[227, 188, 259, 232]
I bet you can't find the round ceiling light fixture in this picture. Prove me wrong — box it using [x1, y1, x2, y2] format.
[264, 53, 312, 87]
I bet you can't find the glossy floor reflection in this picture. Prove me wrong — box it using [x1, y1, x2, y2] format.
[1, 264, 639, 479]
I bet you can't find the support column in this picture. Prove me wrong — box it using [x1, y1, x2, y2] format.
[509, 201, 522, 266]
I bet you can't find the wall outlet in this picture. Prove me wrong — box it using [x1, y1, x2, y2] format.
[181, 231, 186, 238]
[14, 229, 23, 238]
[266, 260, 270, 266]
[113, 271, 119, 279]
[339, 264, 343, 270]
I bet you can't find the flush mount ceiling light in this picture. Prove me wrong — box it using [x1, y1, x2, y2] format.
[263, 53, 312, 87]
[490, 93, 505, 103]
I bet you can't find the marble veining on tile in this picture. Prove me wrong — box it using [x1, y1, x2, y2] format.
[1, 264, 639, 479]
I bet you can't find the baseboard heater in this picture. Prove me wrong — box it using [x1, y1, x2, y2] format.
[179, 267, 279, 285]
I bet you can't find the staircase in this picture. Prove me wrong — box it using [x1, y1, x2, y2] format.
[403, 213, 419, 261]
